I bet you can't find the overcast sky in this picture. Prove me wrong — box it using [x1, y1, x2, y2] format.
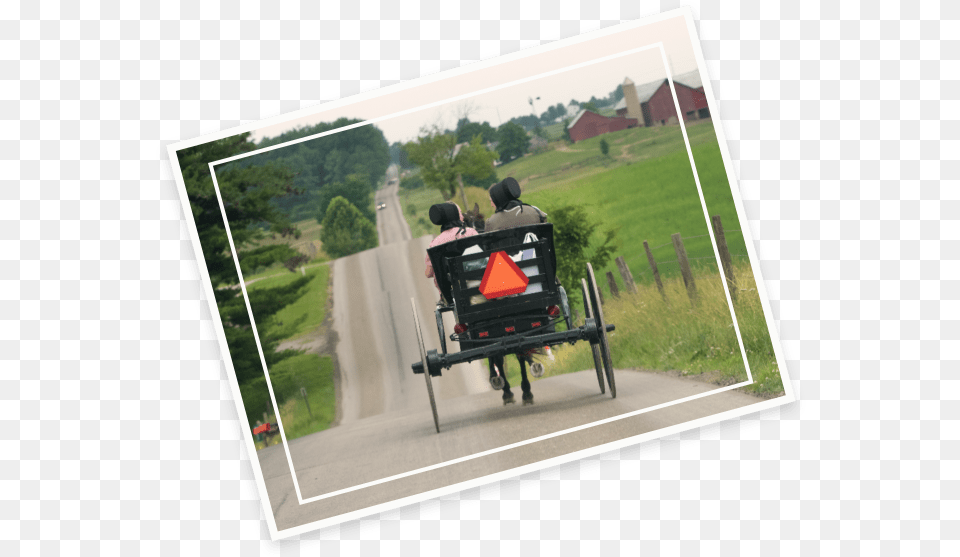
[251, 47, 699, 146]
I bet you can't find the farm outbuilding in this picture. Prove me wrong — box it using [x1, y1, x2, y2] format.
[615, 70, 710, 127]
[566, 110, 638, 143]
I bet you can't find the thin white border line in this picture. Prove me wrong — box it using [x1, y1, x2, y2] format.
[301, 380, 753, 502]
[207, 43, 665, 169]
[276, 389, 789, 539]
[210, 41, 756, 506]
[207, 169, 309, 504]
[679, 11, 795, 401]
[165, 9, 689, 156]
[659, 46, 754, 384]
[164, 9, 796, 540]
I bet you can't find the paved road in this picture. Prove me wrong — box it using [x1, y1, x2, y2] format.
[331, 172, 487, 423]
[257, 170, 766, 532]
[261, 370, 761, 531]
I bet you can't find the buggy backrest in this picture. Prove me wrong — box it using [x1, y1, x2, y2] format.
[427, 223, 558, 323]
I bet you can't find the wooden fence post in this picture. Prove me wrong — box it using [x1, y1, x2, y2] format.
[606, 271, 620, 298]
[643, 241, 667, 303]
[672, 233, 698, 306]
[300, 387, 313, 419]
[615, 256, 637, 294]
[711, 215, 737, 302]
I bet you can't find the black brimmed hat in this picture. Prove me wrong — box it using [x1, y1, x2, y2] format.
[429, 202, 461, 226]
[489, 177, 522, 209]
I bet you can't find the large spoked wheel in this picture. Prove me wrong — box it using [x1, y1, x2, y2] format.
[586, 263, 616, 398]
[434, 308, 447, 355]
[581, 278, 606, 395]
[559, 285, 573, 331]
[412, 298, 440, 433]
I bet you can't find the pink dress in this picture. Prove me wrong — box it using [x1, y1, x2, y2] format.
[425, 204, 479, 291]
[425, 226, 479, 290]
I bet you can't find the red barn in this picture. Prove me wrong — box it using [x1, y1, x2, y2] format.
[567, 110, 638, 143]
[615, 71, 710, 127]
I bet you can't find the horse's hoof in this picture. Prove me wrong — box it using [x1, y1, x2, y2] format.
[502, 391, 515, 405]
[490, 376, 505, 390]
[530, 362, 544, 378]
[522, 391, 534, 405]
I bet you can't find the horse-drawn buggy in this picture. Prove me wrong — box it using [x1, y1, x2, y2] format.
[410, 223, 617, 433]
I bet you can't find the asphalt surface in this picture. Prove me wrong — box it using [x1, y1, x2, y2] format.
[257, 169, 767, 532]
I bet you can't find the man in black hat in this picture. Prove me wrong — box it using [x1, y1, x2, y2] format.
[484, 177, 547, 232]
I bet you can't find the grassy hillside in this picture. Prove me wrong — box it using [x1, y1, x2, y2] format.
[246, 264, 331, 345]
[522, 141, 745, 296]
[503, 260, 782, 397]
[399, 118, 783, 397]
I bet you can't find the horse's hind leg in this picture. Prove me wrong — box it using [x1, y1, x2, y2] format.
[488, 357, 506, 391]
[518, 355, 534, 405]
[490, 355, 514, 404]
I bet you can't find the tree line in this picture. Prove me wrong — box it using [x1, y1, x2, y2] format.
[225, 118, 391, 223]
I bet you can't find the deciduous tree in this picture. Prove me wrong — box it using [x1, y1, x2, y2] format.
[320, 196, 378, 258]
[404, 127, 499, 200]
[496, 122, 531, 163]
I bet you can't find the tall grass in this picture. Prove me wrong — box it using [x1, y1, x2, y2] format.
[539, 261, 783, 397]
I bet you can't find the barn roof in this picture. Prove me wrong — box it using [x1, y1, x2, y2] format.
[672, 69, 703, 89]
[634, 79, 665, 103]
[567, 109, 588, 129]
[614, 98, 626, 110]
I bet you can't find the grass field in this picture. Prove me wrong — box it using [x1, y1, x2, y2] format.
[246, 264, 331, 342]
[399, 118, 784, 397]
[235, 217, 330, 285]
[245, 260, 337, 446]
[500, 261, 782, 397]
[499, 262, 782, 398]
[521, 140, 748, 301]
[253, 353, 337, 448]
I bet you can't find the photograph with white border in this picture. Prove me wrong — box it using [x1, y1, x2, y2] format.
[167, 9, 794, 539]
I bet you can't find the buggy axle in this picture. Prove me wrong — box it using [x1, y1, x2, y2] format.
[412, 320, 615, 377]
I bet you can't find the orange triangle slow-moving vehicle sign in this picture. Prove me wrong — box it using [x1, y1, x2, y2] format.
[479, 251, 529, 299]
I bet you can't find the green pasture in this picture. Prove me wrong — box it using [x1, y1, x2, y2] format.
[495, 119, 720, 191]
[521, 142, 746, 302]
[246, 264, 331, 343]
[250, 353, 337, 448]
[509, 260, 783, 398]
[398, 117, 783, 396]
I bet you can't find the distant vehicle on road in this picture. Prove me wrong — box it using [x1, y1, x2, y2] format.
[377, 202, 387, 210]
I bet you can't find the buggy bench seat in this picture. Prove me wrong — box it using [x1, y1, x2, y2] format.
[427, 223, 560, 327]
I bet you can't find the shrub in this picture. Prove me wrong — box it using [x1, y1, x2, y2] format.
[319, 196, 378, 258]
